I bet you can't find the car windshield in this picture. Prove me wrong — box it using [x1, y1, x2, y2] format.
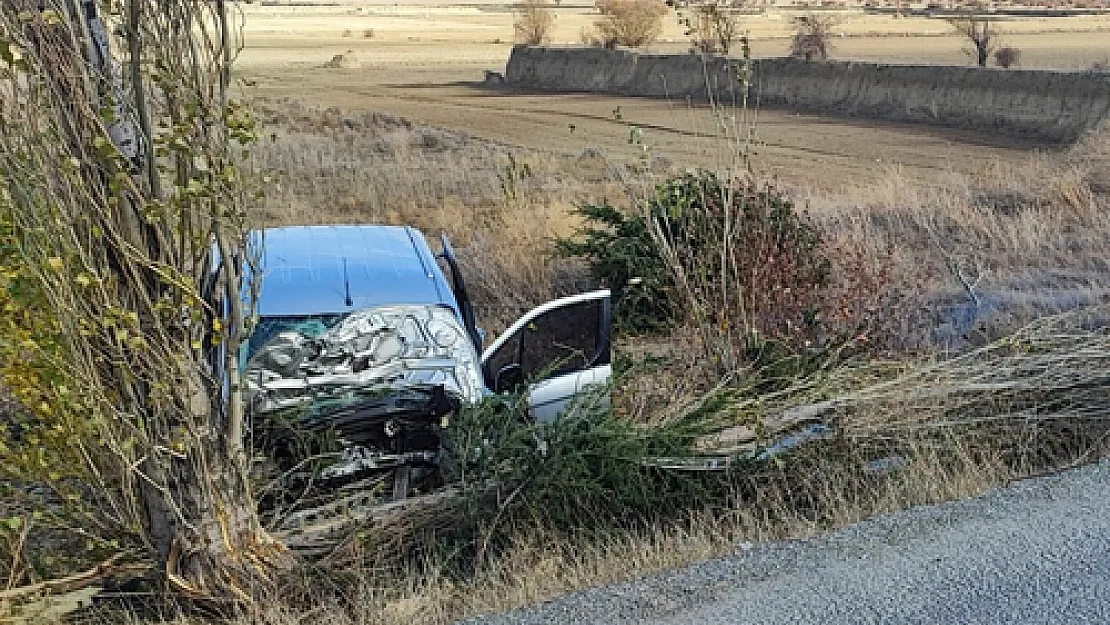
[245, 314, 347, 359]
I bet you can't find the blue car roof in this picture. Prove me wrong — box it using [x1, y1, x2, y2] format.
[253, 225, 459, 317]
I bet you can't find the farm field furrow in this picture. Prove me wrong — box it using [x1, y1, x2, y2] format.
[243, 64, 1047, 190]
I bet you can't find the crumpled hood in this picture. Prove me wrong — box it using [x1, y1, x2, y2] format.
[245, 305, 484, 418]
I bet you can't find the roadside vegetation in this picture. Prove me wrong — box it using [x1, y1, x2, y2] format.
[1, 8, 1109, 625]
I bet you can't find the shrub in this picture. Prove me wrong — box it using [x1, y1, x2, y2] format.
[594, 0, 669, 48]
[447, 386, 723, 551]
[557, 203, 676, 333]
[559, 171, 829, 339]
[790, 14, 835, 61]
[649, 172, 831, 348]
[994, 46, 1021, 68]
[561, 171, 903, 367]
[679, 0, 742, 55]
[514, 0, 556, 45]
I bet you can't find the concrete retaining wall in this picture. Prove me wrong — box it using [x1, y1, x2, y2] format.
[504, 46, 1110, 143]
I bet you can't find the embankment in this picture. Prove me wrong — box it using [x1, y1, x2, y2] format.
[504, 46, 1110, 143]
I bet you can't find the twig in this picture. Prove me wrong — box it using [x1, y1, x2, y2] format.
[3, 516, 31, 593]
[0, 553, 131, 603]
[926, 224, 985, 310]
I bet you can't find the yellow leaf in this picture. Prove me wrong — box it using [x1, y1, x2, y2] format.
[40, 9, 63, 26]
[46, 257, 63, 271]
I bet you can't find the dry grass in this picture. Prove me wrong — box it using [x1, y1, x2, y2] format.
[297, 448, 1014, 625]
[82, 428, 1088, 625]
[801, 124, 1110, 348]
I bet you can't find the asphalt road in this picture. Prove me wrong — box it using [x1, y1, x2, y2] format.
[469, 460, 1110, 625]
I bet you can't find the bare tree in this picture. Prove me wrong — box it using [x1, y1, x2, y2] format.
[947, 6, 997, 67]
[790, 14, 835, 61]
[0, 0, 285, 605]
[594, 0, 669, 48]
[680, 0, 743, 55]
[514, 0, 556, 46]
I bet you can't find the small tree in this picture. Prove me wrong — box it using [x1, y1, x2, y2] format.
[994, 46, 1021, 68]
[679, 0, 742, 55]
[594, 0, 669, 48]
[948, 7, 996, 67]
[0, 0, 284, 605]
[790, 14, 835, 61]
[514, 0, 556, 46]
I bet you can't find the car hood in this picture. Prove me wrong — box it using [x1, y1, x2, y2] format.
[245, 304, 484, 420]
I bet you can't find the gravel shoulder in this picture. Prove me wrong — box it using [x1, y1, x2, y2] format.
[465, 460, 1110, 625]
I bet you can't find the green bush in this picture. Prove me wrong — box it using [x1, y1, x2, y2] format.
[558, 170, 830, 343]
[438, 378, 734, 567]
[556, 202, 675, 334]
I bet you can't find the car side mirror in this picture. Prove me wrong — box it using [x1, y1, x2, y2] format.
[494, 363, 524, 394]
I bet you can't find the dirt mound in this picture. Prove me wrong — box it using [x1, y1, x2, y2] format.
[323, 53, 361, 69]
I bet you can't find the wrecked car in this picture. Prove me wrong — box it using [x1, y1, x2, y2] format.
[242, 225, 612, 499]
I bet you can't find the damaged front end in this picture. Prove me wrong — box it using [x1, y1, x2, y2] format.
[245, 304, 483, 486]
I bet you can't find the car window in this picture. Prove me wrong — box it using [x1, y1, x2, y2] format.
[520, 299, 603, 381]
[246, 314, 344, 358]
[483, 332, 521, 388]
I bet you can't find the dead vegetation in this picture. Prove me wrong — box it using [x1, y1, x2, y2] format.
[679, 0, 744, 55]
[948, 7, 999, 67]
[513, 0, 556, 46]
[593, 0, 669, 48]
[790, 14, 836, 61]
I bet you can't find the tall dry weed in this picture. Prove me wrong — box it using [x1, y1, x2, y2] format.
[801, 128, 1110, 348]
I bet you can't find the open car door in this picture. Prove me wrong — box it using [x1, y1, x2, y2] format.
[481, 290, 612, 422]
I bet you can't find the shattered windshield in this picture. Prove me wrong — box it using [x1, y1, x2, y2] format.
[245, 314, 346, 360]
